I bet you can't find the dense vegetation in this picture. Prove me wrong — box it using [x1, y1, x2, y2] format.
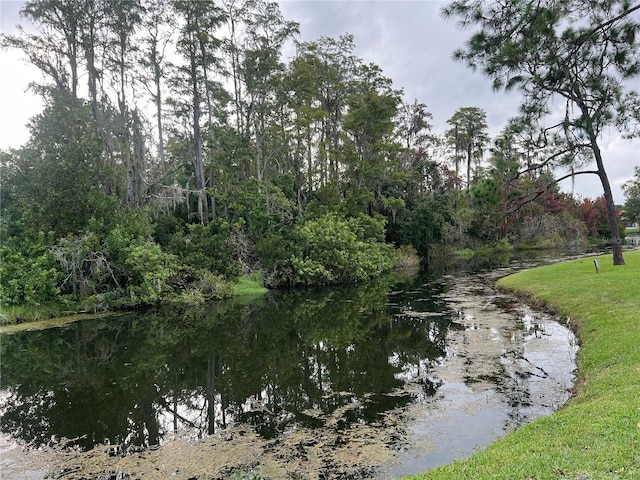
[0, 0, 636, 318]
[409, 249, 640, 480]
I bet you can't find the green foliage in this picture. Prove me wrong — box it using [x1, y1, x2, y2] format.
[0, 233, 62, 307]
[465, 178, 504, 242]
[51, 232, 109, 297]
[289, 256, 334, 286]
[46, 223, 180, 308]
[169, 220, 239, 277]
[256, 214, 396, 287]
[122, 242, 179, 304]
[445, 107, 489, 188]
[175, 269, 234, 306]
[623, 166, 640, 225]
[292, 213, 396, 286]
[304, 185, 347, 217]
[5, 92, 116, 237]
[388, 195, 454, 261]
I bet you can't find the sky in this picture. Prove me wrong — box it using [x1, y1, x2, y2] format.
[1, 0, 638, 202]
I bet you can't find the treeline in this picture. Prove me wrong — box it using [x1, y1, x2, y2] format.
[0, 0, 624, 314]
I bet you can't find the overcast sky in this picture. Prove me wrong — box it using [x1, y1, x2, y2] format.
[1, 0, 638, 202]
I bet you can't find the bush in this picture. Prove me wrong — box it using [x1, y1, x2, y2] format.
[46, 225, 181, 307]
[0, 233, 62, 307]
[283, 213, 396, 286]
[170, 221, 239, 277]
[123, 242, 180, 304]
[396, 196, 453, 260]
[177, 269, 235, 306]
[395, 245, 420, 269]
[517, 212, 588, 249]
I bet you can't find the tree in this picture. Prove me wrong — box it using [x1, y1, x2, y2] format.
[393, 100, 441, 198]
[343, 63, 402, 215]
[399, 195, 453, 260]
[102, 0, 145, 207]
[235, 0, 299, 207]
[445, 107, 489, 190]
[442, 0, 640, 265]
[171, 0, 226, 224]
[623, 166, 640, 226]
[290, 35, 360, 190]
[137, 0, 175, 175]
[7, 91, 106, 237]
[1, 0, 84, 97]
[580, 196, 615, 238]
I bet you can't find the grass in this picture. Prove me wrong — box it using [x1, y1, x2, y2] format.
[232, 273, 269, 296]
[406, 249, 640, 480]
[0, 303, 67, 325]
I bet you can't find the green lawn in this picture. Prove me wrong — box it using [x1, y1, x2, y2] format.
[406, 250, 640, 480]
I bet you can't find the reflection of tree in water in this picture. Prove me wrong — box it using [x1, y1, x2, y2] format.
[0, 276, 452, 453]
[0, 319, 162, 451]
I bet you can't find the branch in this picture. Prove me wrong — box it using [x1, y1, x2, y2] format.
[510, 144, 586, 181]
[504, 169, 600, 216]
[553, 169, 600, 184]
[571, 3, 640, 47]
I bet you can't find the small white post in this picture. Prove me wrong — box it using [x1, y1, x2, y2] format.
[594, 259, 600, 273]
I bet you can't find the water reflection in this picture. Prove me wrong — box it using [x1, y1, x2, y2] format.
[0, 261, 577, 479]
[0, 277, 449, 454]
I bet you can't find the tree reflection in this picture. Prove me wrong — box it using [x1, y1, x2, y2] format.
[0, 275, 452, 452]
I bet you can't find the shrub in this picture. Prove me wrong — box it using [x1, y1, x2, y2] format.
[287, 213, 396, 286]
[123, 242, 180, 304]
[172, 221, 239, 277]
[517, 212, 588, 248]
[0, 233, 62, 307]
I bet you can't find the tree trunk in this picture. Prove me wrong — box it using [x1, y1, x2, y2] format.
[466, 144, 472, 190]
[154, 58, 166, 173]
[209, 166, 217, 221]
[131, 110, 146, 207]
[190, 39, 209, 225]
[588, 123, 624, 265]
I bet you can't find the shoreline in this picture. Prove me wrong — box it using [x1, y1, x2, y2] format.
[407, 249, 640, 479]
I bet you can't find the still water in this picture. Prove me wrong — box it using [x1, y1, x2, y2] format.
[0, 255, 577, 479]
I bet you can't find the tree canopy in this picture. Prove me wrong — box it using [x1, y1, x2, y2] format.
[442, 0, 640, 264]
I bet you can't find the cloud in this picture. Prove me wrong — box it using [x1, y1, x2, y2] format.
[1, 0, 23, 34]
[0, 1, 43, 150]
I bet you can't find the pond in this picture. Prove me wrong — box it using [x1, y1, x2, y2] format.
[0, 253, 578, 479]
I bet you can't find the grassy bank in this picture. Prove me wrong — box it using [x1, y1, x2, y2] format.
[0, 274, 268, 326]
[407, 250, 640, 480]
[232, 273, 269, 296]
